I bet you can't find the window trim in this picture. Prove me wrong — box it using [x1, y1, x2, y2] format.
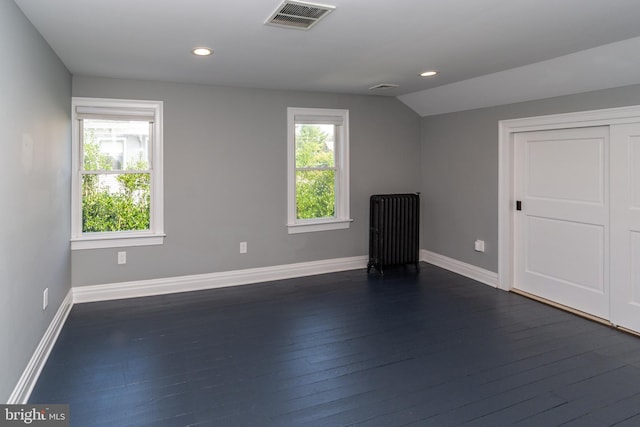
[287, 107, 351, 234]
[71, 97, 164, 250]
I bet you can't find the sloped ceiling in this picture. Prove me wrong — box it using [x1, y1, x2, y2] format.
[399, 36, 640, 116]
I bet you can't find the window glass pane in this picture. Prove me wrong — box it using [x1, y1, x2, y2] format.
[82, 173, 150, 232]
[296, 170, 335, 219]
[295, 124, 335, 168]
[83, 119, 150, 171]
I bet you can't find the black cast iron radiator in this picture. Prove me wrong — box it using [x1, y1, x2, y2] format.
[367, 193, 420, 274]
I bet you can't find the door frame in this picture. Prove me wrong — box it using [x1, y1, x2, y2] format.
[498, 105, 640, 291]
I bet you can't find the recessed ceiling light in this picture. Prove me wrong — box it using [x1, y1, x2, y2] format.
[420, 70, 438, 77]
[192, 47, 213, 56]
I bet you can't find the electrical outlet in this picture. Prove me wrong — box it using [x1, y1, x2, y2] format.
[474, 240, 485, 252]
[240, 242, 247, 254]
[117, 251, 127, 265]
[43, 288, 48, 311]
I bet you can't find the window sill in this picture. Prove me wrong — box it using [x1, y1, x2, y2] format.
[71, 232, 165, 250]
[287, 218, 353, 234]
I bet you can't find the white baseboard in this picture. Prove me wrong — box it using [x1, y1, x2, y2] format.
[8, 289, 74, 404]
[73, 255, 369, 304]
[10, 256, 368, 403]
[420, 249, 499, 288]
[72, 252, 500, 304]
[10, 252, 496, 404]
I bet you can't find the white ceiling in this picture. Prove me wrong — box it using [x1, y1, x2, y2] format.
[14, 0, 640, 116]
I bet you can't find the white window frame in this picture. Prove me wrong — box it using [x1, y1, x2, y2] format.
[71, 97, 165, 250]
[287, 107, 352, 234]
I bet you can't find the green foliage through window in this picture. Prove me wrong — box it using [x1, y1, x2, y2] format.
[82, 123, 151, 233]
[82, 172, 150, 232]
[295, 124, 336, 219]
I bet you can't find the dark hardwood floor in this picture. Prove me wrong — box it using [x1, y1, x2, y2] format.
[29, 263, 640, 426]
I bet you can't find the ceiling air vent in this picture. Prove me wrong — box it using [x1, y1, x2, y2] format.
[266, 0, 335, 30]
[369, 84, 400, 90]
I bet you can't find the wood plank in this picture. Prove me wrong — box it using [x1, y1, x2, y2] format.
[28, 263, 640, 426]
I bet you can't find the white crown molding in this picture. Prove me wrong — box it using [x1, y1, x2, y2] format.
[420, 249, 498, 288]
[8, 289, 74, 404]
[73, 255, 369, 303]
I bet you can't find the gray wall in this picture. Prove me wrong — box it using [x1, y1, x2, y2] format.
[71, 77, 421, 286]
[421, 83, 640, 272]
[0, 1, 71, 401]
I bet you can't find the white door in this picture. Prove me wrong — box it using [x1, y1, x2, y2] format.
[610, 123, 640, 332]
[514, 127, 610, 319]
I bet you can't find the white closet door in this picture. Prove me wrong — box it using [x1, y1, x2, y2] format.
[514, 127, 610, 319]
[610, 123, 640, 332]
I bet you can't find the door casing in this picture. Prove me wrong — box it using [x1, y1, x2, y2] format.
[498, 105, 640, 293]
